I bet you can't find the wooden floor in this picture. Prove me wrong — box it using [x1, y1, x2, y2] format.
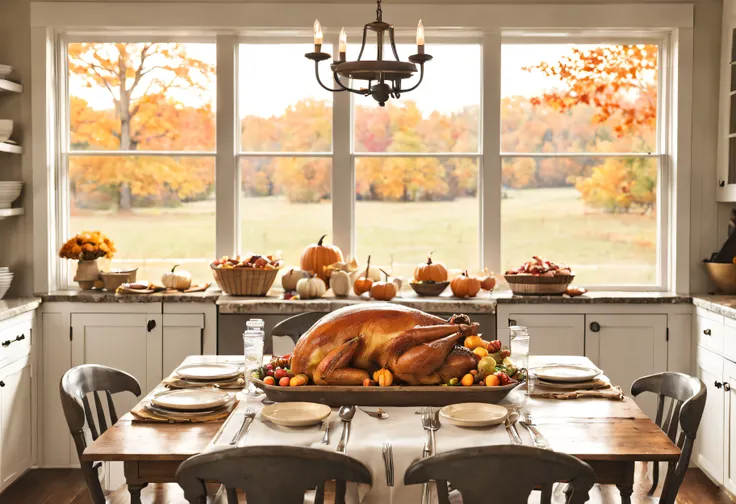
[0, 465, 733, 504]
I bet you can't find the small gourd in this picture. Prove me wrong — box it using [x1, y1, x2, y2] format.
[414, 252, 448, 283]
[370, 269, 398, 301]
[329, 270, 352, 297]
[479, 268, 496, 291]
[353, 255, 374, 295]
[282, 268, 309, 291]
[451, 271, 481, 298]
[161, 265, 192, 290]
[296, 276, 327, 299]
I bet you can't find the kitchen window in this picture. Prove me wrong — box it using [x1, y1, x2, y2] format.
[500, 40, 666, 287]
[53, 31, 674, 290]
[64, 41, 217, 284]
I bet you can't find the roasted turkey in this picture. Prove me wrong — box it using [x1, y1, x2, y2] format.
[290, 303, 479, 385]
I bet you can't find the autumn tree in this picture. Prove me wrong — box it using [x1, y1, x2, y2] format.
[68, 43, 215, 211]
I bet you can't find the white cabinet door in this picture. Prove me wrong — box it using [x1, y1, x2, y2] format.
[507, 314, 584, 356]
[162, 314, 204, 377]
[71, 313, 162, 416]
[696, 346, 725, 485]
[0, 358, 32, 489]
[585, 314, 667, 419]
[724, 358, 736, 494]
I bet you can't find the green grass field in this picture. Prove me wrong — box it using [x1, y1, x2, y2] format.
[70, 187, 657, 286]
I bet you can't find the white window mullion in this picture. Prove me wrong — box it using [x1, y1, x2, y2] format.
[332, 43, 353, 259]
[481, 33, 502, 272]
[215, 35, 238, 259]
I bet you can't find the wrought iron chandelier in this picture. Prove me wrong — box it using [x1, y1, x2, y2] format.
[305, 0, 432, 107]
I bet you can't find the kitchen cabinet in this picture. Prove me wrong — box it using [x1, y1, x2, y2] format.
[718, 1, 736, 200]
[506, 314, 584, 356]
[585, 314, 667, 419]
[696, 345, 725, 485]
[723, 358, 736, 494]
[0, 358, 32, 489]
[71, 313, 162, 415]
[162, 314, 204, 377]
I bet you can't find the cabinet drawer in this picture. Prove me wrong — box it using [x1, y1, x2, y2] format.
[695, 309, 725, 355]
[0, 320, 31, 365]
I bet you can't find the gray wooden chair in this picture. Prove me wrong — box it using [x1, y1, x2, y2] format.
[176, 445, 372, 504]
[270, 311, 325, 350]
[60, 364, 142, 504]
[404, 445, 596, 504]
[631, 372, 706, 503]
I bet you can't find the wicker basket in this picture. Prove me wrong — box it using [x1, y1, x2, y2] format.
[100, 269, 138, 292]
[211, 266, 280, 296]
[504, 274, 574, 295]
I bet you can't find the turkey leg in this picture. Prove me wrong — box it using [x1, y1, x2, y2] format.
[312, 337, 371, 385]
[388, 332, 466, 376]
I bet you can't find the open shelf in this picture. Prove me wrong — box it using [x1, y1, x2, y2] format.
[0, 208, 23, 219]
[0, 143, 21, 154]
[0, 80, 21, 94]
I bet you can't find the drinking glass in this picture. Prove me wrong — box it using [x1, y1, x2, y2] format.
[509, 325, 530, 371]
[243, 326, 265, 396]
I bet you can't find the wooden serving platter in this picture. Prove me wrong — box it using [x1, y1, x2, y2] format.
[251, 378, 524, 406]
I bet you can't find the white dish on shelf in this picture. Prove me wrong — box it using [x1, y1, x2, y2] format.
[0, 66, 12, 79]
[0, 120, 12, 143]
[0, 182, 22, 208]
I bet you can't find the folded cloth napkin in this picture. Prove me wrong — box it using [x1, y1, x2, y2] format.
[529, 385, 624, 401]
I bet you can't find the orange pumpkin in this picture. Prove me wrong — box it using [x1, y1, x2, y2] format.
[414, 252, 448, 282]
[300, 234, 344, 282]
[370, 269, 397, 301]
[479, 268, 496, 291]
[451, 271, 481, 298]
[353, 255, 374, 295]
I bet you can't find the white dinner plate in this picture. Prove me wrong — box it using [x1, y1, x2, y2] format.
[150, 389, 233, 411]
[261, 402, 331, 427]
[439, 403, 508, 428]
[175, 363, 242, 381]
[532, 364, 602, 383]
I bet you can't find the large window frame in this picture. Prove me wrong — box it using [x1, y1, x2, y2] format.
[30, 2, 694, 293]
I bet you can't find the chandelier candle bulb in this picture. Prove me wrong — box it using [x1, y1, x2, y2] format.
[313, 19, 323, 51]
[339, 27, 347, 61]
[416, 19, 425, 53]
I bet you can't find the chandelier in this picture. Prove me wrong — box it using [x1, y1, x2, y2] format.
[305, 0, 432, 107]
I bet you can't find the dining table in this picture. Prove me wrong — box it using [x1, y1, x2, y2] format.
[81, 354, 681, 504]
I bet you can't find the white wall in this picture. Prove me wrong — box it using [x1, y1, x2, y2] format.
[0, 0, 725, 296]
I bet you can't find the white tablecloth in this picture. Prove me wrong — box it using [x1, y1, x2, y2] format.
[211, 394, 532, 503]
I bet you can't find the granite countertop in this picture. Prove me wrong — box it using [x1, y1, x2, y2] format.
[692, 295, 736, 319]
[0, 298, 42, 323]
[41, 290, 221, 304]
[217, 290, 692, 314]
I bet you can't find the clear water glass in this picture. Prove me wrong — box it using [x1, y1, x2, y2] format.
[509, 325, 530, 371]
[243, 326, 265, 396]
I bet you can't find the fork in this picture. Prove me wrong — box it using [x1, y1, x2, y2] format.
[229, 407, 256, 446]
[382, 441, 394, 486]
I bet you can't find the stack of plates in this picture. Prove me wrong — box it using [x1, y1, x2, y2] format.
[532, 364, 603, 388]
[0, 268, 12, 300]
[0, 182, 22, 208]
[0, 120, 12, 143]
[0, 66, 12, 80]
[147, 388, 235, 418]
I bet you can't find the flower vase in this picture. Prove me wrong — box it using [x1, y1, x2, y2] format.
[74, 259, 101, 290]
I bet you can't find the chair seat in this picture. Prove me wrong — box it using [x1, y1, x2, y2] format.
[106, 482, 223, 504]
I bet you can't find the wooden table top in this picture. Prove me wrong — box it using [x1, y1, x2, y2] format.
[82, 355, 680, 463]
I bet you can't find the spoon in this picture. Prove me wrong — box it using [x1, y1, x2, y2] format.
[336, 405, 356, 453]
[505, 410, 522, 445]
[360, 407, 389, 419]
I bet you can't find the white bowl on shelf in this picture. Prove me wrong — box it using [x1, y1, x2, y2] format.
[0, 182, 22, 208]
[0, 120, 12, 143]
[0, 66, 12, 80]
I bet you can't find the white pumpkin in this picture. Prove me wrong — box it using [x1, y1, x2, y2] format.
[296, 276, 327, 299]
[161, 265, 192, 290]
[349, 265, 381, 283]
[282, 268, 309, 291]
[329, 270, 352, 297]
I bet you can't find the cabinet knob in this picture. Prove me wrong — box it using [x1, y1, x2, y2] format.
[589, 322, 601, 332]
[0, 381, 6, 388]
[1, 340, 10, 347]
[715, 380, 723, 389]
[720, 180, 726, 187]
[725, 383, 732, 392]
[15, 334, 24, 342]
[704, 329, 712, 336]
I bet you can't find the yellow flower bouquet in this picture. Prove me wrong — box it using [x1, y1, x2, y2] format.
[59, 231, 116, 261]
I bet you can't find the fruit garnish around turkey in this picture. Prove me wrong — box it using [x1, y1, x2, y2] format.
[505, 255, 573, 276]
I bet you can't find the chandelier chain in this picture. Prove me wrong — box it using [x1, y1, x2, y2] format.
[376, 0, 382, 22]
